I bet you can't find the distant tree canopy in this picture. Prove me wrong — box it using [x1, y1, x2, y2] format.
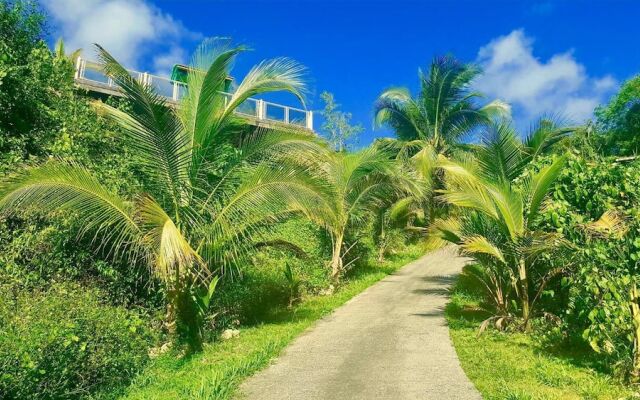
[595, 75, 640, 155]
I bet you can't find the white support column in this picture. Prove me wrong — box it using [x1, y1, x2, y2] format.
[306, 110, 313, 131]
[74, 57, 83, 80]
[172, 81, 179, 101]
[257, 100, 266, 120]
[284, 107, 290, 123]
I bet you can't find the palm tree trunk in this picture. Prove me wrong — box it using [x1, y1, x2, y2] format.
[377, 213, 386, 262]
[518, 258, 531, 332]
[630, 284, 640, 382]
[165, 288, 179, 338]
[165, 282, 203, 352]
[331, 233, 344, 281]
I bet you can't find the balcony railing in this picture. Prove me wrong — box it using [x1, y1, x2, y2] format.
[73, 58, 314, 131]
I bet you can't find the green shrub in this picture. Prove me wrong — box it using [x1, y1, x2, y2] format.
[0, 213, 162, 309]
[209, 218, 330, 329]
[537, 151, 640, 375]
[0, 282, 155, 399]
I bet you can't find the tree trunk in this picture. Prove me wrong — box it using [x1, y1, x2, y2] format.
[630, 284, 640, 382]
[165, 288, 178, 338]
[377, 216, 386, 263]
[518, 258, 531, 332]
[165, 283, 203, 353]
[330, 233, 344, 281]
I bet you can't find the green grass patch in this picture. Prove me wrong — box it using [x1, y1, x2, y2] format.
[446, 267, 637, 400]
[120, 246, 422, 400]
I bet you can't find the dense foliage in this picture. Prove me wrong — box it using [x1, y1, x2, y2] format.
[538, 152, 640, 377]
[0, 283, 153, 400]
[4, 0, 640, 397]
[429, 116, 640, 380]
[0, 2, 417, 398]
[429, 120, 571, 331]
[595, 75, 640, 155]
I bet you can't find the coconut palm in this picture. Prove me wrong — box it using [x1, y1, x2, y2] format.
[0, 38, 327, 351]
[374, 56, 509, 223]
[312, 147, 416, 281]
[372, 201, 412, 262]
[374, 55, 509, 153]
[428, 121, 571, 331]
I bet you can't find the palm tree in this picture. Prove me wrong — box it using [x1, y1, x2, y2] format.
[54, 38, 82, 64]
[372, 200, 413, 262]
[0, 38, 326, 351]
[428, 121, 572, 331]
[374, 56, 509, 223]
[374, 55, 509, 154]
[312, 147, 416, 281]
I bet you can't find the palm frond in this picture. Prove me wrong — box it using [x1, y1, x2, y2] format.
[95, 45, 190, 209]
[412, 142, 437, 185]
[476, 122, 524, 183]
[388, 197, 419, 223]
[185, 41, 245, 169]
[584, 209, 629, 238]
[522, 116, 575, 163]
[480, 99, 511, 120]
[0, 161, 142, 260]
[136, 195, 208, 284]
[196, 126, 329, 208]
[425, 216, 462, 249]
[199, 161, 333, 272]
[525, 156, 565, 223]
[373, 87, 426, 141]
[486, 183, 524, 239]
[225, 57, 307, 120]
[460, 235, 506, 264]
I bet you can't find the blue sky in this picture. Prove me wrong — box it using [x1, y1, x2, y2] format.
[41, 0, 640, 144]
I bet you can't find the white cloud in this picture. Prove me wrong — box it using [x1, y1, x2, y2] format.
[152, 45, 187, 76]
[42, 0, 200, 72]
[475, 29, 616, 124]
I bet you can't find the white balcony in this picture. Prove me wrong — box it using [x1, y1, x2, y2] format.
[73, 58, 314, 131]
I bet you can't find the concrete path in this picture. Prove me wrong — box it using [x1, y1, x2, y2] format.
[238, 247, 481, 400]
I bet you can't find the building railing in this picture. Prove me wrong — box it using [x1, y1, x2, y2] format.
[74, 58, 314, 131]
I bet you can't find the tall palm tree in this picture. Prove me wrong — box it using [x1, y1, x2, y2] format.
[428, 121, 572, 331]
[312, 147, 416, 281]
[374, 56, 509, 224]
[0, 38, 326, 351]
[374, 55, 509, 154]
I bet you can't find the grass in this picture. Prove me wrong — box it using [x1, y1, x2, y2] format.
[120, 245, 422, 400]
[446, 266, 638, 400]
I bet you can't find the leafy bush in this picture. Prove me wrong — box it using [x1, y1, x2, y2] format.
[0, 212, 162, 308]
[0, 0, 149, 305]
[0, 282, 155, 399]
[210, 218, 330, 328]
[538, 151, 640, 376]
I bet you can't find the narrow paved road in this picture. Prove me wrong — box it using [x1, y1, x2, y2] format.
[238, 247, 481, 400]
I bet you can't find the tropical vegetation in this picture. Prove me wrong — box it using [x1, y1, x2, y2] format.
[373, 56, 510, 225]
[3, 1, 640, 399]
[428, 120, 572, 331]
